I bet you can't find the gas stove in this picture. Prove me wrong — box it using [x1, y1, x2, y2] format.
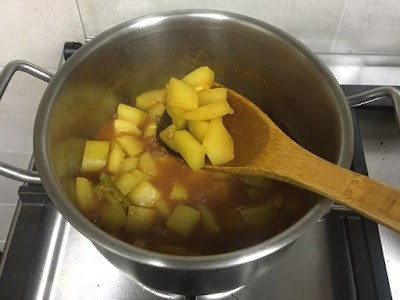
[0, 43, 399, 300]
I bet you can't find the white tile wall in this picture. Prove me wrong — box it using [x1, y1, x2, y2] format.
[0, 0, 399, 250]
[332, 0, 400, 54]
[77, 0, 345, 52]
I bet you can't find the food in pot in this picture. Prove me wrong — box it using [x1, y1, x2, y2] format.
[74, 67, 312, 255]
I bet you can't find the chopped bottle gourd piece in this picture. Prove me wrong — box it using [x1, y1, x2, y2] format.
[107, 147, 126, 174]
[113, 119, 142, 136]
[128, 180, 161, 207]
[101, 203, 127, 230]
[116, 135, 143, 157]
[110, 139, 123, 151]
[138, 151, 158, 176]
[166, 106, 187, 129]
[135, 89, 165, 111]
[118, 157, 138, 173]
[81, 140, 110, 173]
[239, 204, 276, 229]
[147, 102, 166, 119]
[154, 199, 171, 218]
[188, 121, 209, 143]
[113, 172, 142, 195]
[218, 206, 245, 230]
[165, 77, 198, 110]
[166, 204, 201, 237]
[197, 204, 221, 234]
[131, 169, 152, 181]
[117, 103, 148, 127]
[173, 130, 206, 171]
[183, 101, 232, 121]
[98, 173, 131, 207]
[75, 177, 96, 211]
[143, 122, 157, 138]
[241, 175, 274, 190]
[159, 124, 179, 152]
[170, 183, 189, 201]
[198, 88, 227, 106]
[203, 118, 234, 165]
[182, 66, 215, 90]
[126, 206, 157, 233]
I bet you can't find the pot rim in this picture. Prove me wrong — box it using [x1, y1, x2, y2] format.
[34, 9, 354, 271]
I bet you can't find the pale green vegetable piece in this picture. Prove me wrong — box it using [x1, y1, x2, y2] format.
[138, 151, 158, 176]
[203, 118, 234, 165]
[126, 206, 157, 233]
[154, 199, 171, 218]
[173, 130, 206, 171]
[198, 88, 227, 106]
[188, 121, 209, 143]
[76, 177, 96, 211]
[239, 204, 276, 229]
[166, 204, 201, 236]
[182, 66, 215, 90]
[117, 103, 148, 127]
[128, 180, 161, 207]
[197, 204, 221, 234]
[170, 183, 189, 201]
[159, 124, 179, 152]
[113, 172, 142, 195]
[101, 204, 127, 230]
[135, 89, 165, 111]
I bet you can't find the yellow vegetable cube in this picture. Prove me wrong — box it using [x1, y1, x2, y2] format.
[159, 124, 179, 153]
[110, 139, 123, 151]
[128, 180, 161, 207]
[138, 152, 158, 176]
[113, 119, 142, 136]
[198, 88, 227, 106]
[143, 122, 157, 138]
[81, 140, 110, 173]
[118, 157, 138, 173]
[75, 177, 96, 211]
[126, 206, 157, 233]
[165, 77, 198, 110]
[239, 204, 276, 229]
[116, 135, 143, 157]
[183, 101, 232, 121]
[113, 172, 142, 195]
[173, 130, 206, 171]
[166, 106, 187, 129]
[154, 199, 171, 218]
[101, 204, 127, 230]
[147, 102, 166, 119]
[182, 66, 215, 90]
[166, 204, 201, 237]
[107, 147, 126, 174]
[170, 183, 188, 201]
[197, 204, 221, 234]
[188, 121, 209, 143]
[117, 103, 148, 127]
[131, 169, 151, 181]
[203, 118, 234, 165]
[135, 89, 165, 111]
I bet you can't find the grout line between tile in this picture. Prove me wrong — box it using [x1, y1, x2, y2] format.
[75, 0, 88, 40]
[330, 0, 350, 52]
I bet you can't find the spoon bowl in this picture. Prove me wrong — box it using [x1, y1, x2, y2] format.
[158, 86, 400, 233]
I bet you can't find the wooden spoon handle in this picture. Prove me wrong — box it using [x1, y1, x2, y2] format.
[268, 147, 400, 232]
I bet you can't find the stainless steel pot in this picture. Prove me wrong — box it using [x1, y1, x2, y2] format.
[0, 10, 354, 295]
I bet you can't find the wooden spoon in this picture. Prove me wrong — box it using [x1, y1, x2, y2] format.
[158, 87, 400, 233]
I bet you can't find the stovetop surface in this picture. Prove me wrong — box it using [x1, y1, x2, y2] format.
[0, 84, 397, 300]
[1, 42, 400, 300]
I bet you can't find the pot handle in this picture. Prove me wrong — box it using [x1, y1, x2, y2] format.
[0, 60, 54, 184]
[347, 86, 400, 122]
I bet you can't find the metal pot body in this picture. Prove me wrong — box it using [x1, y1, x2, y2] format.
[29, 10, 353, 295]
